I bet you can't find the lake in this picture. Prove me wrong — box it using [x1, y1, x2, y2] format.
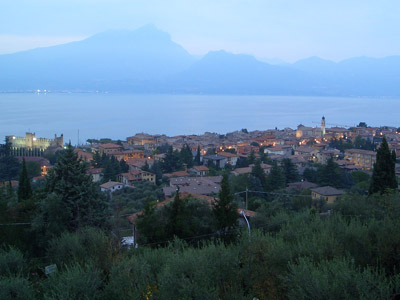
[0, 93, 398, 145]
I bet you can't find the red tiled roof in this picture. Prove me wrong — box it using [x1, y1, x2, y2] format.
[99, 143, 123, 149]
[87, 168, 104, 175]
[193, 165, 209, 171]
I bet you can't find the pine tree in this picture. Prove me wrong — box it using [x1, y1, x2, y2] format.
[265, 161, 286, 191]
[282, 158, 300, 184]
[44, 144, 109, 231]
[251, 159, 267, 189]
[212, 174, 238, 241]
[166, 188, 188, 238]
[319, 158, 343, 188]
[17, 158, 32, 201]
[0, 139, 20, 183]
[369, 137, 397, 194]
[179, 144, 194, 168]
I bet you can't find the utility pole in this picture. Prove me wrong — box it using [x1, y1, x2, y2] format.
[245, 187, 248, 210]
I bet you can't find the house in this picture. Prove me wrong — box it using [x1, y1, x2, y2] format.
[287, 181, 318, 191]
[97, 143, 123, 155]
[316, 149, 340, 164]
[126, 158, 155, 170]
[231, 163, 271, 176]
[296, 125, 322, 138]
[100, 181, 124, 193]
[16, 156, 52, 176]
[217, 152, 239, 166]
[74, 149, 93, 162]
[191, 165, 209, 176]
[119, 170, 156, 185]
[87, 168, 104, 183]
[164, 171, 190, 178]
[310, 186, 345, 204]
[203, 154, 228, 168]
[344, 149, 376, 170]
[113, 150, 145, 161]
[163, 176, 222, 197]
[264, 146, 292, 157]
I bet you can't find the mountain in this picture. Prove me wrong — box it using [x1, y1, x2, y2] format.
[168, 50, 316, 94]
[0, 25, 195, 91]
[0, 26, 399, 96]
[291, 56, 400, 96]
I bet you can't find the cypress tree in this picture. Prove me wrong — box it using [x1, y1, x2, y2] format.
[369, 137, 397, 194]
[17, 158, 32, 201]
[195, 146, 201, 166]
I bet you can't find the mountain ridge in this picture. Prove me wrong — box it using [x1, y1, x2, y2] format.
[0, 25, 399, 96]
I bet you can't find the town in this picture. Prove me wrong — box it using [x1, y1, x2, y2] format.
[4, 117, 399, 194]
[1, 117, 400, 299]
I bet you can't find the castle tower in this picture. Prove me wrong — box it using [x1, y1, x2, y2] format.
[321, 116, 326, 137]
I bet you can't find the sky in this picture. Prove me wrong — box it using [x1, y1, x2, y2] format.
[1, 0, 400, 62]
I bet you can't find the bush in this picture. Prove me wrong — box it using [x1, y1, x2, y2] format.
[46, 227, 117, 272]
[0, 247, 26, 276]
[43, 263, 102, 300]
[0, 276, 36, 300]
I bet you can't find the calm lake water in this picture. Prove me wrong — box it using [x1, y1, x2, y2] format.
[0, 93, 398, 145]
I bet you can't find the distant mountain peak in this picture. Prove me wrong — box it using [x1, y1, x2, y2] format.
[85, 24, 171, 44]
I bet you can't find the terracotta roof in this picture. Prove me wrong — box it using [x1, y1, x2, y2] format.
[99, 143, 123, 149]
[164, 171, 190, 178]
[100, 181, 123, 189]
[287, 181, 318, 190]
[16, 156, 51, 166]
[217, 152, 238, 158]
[345, 149, 376, 156]
[87, 168, 104, 175]
[193, 165, 209, 171]
[311, 186, 345, 196]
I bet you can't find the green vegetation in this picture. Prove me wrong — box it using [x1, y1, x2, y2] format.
[0, 139, 399, 299]
[369, 137, 397, 194]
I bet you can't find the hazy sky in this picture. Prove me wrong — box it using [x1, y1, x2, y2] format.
[1, 0, 399, 62]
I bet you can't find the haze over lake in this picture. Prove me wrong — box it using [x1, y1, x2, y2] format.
[1, 93, 398, 144]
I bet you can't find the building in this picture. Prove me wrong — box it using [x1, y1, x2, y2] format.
[97, 143, 123, 155]
[100, 181, 124, 193]
[86, 168, 104, 183]
[344, 149, 376, 170]
[321, 116, 326, 136]
[296, 125, 322, 138]
[6, 132, 63, 156]
[264, 146, 292, 157]
[113, 150, 145, 161]
[16, 156, 51, 176]
[202, 154, 227, 168]
[119, 170, 156, 186]
[217, 151, 239, 166]
[127, 133, 156, 146]
[163, 176, 222, 197]
[74, 149, 94, 162]
[316, 149, 340, 164]
[190, 165, 209, 176]
[311, 186, 344, 204]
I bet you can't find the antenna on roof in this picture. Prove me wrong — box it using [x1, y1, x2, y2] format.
[77, 129, 80, 147]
